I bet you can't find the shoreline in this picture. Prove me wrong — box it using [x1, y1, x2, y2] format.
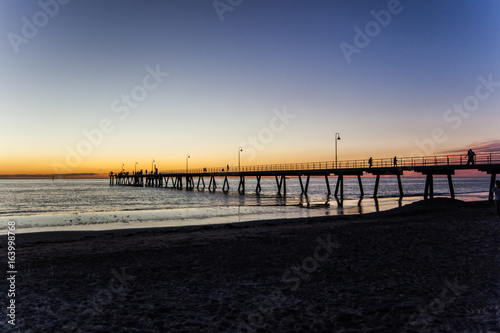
[1, 198, 492, 244]
[1, 198, 499, 332]
[0, 194, 488, 236]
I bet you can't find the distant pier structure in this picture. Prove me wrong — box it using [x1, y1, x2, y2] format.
[110, 153, 500, 201]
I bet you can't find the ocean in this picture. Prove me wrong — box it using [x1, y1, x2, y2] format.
[0, 177, 491, 233]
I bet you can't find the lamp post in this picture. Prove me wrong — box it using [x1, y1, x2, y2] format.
[151, 159, 155, 174]
[238, 146, 243, 172]
[121, 163, 124, 173]
[186, 154, 190, 172]
[135, 161, 138, 174]
[335, 133, 341, 169]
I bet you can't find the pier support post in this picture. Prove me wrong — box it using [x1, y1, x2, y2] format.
[357, 175, 364, 197]
[275, 176, 282, 194]
[424, 174, 433, 199]
[477, 168, 500, 201]
[238, 176, 245, 193]
[304, 175, 310, 195]
[325, 175, 331, 195]
[374, 174, 380, 198]
[223, 176, 229, 193]
[208, 176, 216, 191]
[256, 176, 262, 194]
[419, 169, 454, 200]
[298, 175, 304, 194]
[186, 176, 194, 190]
[397, 173, 403, 198]
[197, 176, 205, 190]
[369, 169, 403, 198]
[335, 175, 344, 201]
[489, 173, 496, 201]
[275, 175, 286, 195]
[447, 174, 455, 199]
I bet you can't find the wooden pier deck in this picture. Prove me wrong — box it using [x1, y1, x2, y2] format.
[110, 152, 500, 201]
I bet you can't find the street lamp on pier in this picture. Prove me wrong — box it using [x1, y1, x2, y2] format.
[135, 161, 138, 174]
[151, 159, 155, 174]
[186, 154, 190, 172]
[335, 133, 341, 169]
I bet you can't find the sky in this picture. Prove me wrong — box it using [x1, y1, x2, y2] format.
[1, 0, 499, 176]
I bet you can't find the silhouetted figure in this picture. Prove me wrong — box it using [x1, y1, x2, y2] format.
[466, 149, 476, 165]
[227, 164, 230, 172]
[493, 180, 500, 219]
[368, 157, 373, 168]
[393, 156, 397, 167]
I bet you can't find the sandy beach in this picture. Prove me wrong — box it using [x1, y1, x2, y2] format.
[2, 198, 500, 332]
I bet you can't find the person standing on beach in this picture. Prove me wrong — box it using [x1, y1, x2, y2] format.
[492, 180, 500, 219]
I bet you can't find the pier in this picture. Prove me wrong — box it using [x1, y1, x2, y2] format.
[110, 152, 500, 201]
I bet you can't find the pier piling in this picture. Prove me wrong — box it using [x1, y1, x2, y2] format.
[109, 152, 500, 201]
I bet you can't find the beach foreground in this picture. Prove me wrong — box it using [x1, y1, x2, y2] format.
[2, 199, 500, 332]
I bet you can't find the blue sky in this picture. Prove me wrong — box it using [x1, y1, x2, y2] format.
[1, 0, 499, 174]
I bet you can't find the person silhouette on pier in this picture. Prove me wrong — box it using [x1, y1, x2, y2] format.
[393, 156, 397, 167]
[493, 180, 500, 219]
[466, 149, 476, 165]
[368, 157, 373, 168]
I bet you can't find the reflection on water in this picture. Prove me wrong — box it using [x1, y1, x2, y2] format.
[0, 177, 491, 233]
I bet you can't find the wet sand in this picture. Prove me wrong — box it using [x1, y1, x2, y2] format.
[1, 198, 500, 332]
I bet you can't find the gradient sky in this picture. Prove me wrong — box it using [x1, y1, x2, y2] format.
[1, 0, 499, 175]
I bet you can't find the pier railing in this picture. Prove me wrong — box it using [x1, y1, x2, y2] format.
[153, 152, 500, 174]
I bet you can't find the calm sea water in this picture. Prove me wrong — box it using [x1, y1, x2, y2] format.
[0, 177, 491, 233]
